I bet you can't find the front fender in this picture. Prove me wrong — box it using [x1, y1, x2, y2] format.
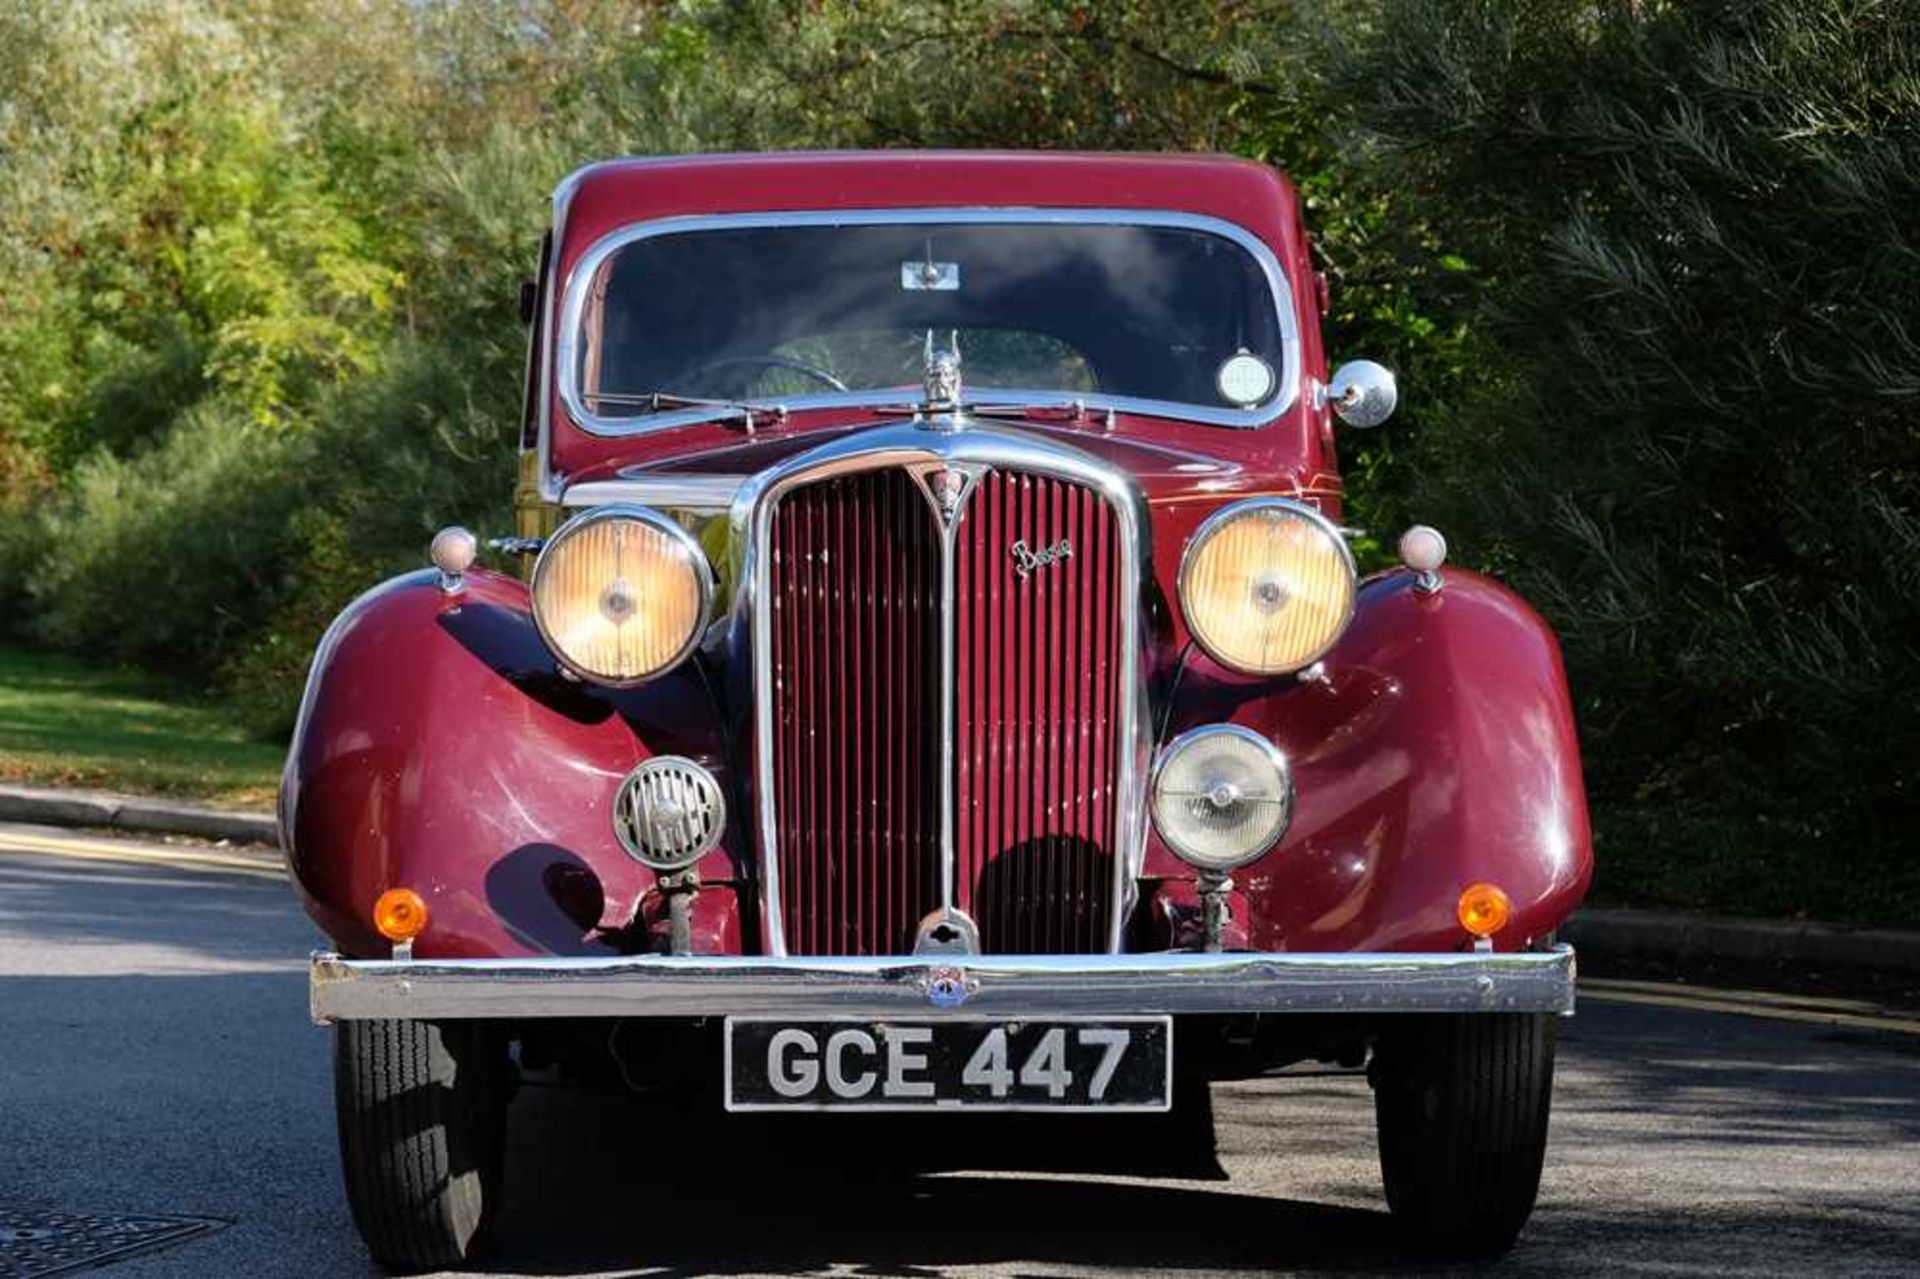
[280, 569, 741, 960]
[1159, 568, 1592, 952]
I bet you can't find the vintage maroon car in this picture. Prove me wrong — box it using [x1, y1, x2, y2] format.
[285, 151, 1590, 1268]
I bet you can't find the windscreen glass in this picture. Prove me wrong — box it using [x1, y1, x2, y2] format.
[573, 220, 1287, 416]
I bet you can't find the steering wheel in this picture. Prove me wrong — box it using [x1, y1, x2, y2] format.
[688, 355, 849, 394]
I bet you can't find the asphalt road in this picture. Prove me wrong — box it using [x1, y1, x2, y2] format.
[2, 824, 1917, 1278]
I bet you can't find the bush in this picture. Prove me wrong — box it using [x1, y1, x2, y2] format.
[1305, 0, 1920, 921]
[222, 342, 520, 736]
[29, 405, 311, 668]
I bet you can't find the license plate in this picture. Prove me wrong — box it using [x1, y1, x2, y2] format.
[724, 1016, 1172, 1112]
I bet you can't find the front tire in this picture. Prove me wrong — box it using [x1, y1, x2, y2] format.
[335, 1018, 510, 1271]
[1372, 1012, 1556, 1259]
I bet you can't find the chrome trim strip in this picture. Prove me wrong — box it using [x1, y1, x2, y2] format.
[561, 475, 748, 512]
[930, 466, 962, 920]
[310, 946, 1578, 1023]
[553, 208, 1302, 439]
[736, 423, 1150, 956]
[535, 184, 576, 503]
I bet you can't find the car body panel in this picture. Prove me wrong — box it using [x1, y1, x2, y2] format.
[281, 569, 739, 960]
[1152, 569, 1591, 953]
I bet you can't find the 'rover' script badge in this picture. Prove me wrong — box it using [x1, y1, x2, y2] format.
[1010, 538, 1073, 578]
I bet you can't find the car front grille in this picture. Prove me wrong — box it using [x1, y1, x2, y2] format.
[764, 462, 1126, 955]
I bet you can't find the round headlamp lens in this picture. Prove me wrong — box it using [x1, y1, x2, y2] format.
[1179, 500, 1356, 674]
[531, 506, 711, 684]
[1150, 725, 1293, 871]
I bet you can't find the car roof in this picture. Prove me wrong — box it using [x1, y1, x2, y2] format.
[554, 150, 1301, 262]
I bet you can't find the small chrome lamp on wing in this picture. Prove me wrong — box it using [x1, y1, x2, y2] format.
[429, 526, 479, 594]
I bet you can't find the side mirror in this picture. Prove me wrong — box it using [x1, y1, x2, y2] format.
[1324, 360, 1398, 428]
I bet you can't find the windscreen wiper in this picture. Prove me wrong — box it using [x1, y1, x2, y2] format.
[587, 390, 791, 433]
[969, 400, 1118, 429]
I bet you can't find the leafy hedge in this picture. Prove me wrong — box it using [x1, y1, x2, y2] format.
[1312, 0, 1920, 922]
[0, 1, 1912, 922]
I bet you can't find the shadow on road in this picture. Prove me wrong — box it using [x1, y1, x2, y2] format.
[1558, 1002, 1920, 1147]
[482, 1082, 1406, 1277]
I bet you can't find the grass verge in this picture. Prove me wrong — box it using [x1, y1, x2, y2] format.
[0, 643, 283, 811]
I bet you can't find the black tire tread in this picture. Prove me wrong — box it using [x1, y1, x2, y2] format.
[1374, 1012, 1555, 1259]
[335, 1018, 506, 1271]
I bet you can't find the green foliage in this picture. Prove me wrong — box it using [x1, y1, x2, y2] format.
[221, 341, 520, 734]
[1296, 0, 1920, 921]
[0, 3, 410, 459]
[29, 400, 314, 666]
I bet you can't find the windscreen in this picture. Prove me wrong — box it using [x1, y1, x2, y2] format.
[573, 219, 1288, 416]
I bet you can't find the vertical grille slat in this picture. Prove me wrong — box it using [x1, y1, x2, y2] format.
[768, 463, 1124, 956]
[954, 468, 1122, 954]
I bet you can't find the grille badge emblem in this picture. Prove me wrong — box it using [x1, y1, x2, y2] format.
[925, 467, 968, 523]
[924, 964, 975, 1008]
[1010, 537, 1073, 578]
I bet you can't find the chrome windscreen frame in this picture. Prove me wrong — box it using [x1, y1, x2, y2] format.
[732, 422, 1152, 957]
[550, 207, 1303, 446]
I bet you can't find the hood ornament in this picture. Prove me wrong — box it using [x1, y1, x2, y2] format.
[923, 329, 962, 411]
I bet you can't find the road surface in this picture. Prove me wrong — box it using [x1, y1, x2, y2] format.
[2, 823, 1916, 1277]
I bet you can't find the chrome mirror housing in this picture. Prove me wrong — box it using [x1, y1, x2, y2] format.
[1324, 360, 1398, 428]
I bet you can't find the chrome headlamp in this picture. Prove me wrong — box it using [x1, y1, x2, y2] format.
[530, 505, 712, 685]
[1150, 725, 1294, 871]
[1178, 498, 1357, 675]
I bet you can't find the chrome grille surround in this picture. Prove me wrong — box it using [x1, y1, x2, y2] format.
[735, 422, 1151, 956]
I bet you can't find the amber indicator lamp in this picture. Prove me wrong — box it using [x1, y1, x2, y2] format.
[373, 887, 429, 943]
[1456, 882, 1512, 939]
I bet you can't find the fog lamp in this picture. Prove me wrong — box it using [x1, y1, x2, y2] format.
[1457, 883, 1512, 939]
[531, 505, 712, 685]
[1179, 499, 1357, 674]
[1150, 725, 1294, 871]
[373, 888, 429, 942]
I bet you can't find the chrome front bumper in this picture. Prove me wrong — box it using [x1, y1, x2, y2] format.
[309, 946, 1576, 1024]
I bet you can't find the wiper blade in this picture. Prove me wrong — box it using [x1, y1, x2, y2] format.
[971, 400, 1116, 428]
[587, 390, 791, 431]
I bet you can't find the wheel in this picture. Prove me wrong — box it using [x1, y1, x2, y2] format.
[334, 1018, 511, 1270]
[1372, 1012, 1556, 1259]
